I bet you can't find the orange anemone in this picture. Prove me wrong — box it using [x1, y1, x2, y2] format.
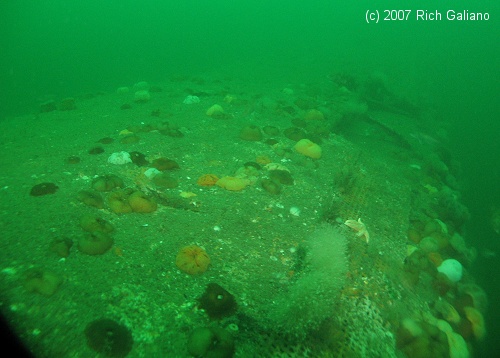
[175, 245, 210, 275]
[197, 174, 220, 187]
[216, 176, 250, 191]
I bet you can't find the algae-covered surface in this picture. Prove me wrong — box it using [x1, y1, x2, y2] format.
[0, 76, 487, 357]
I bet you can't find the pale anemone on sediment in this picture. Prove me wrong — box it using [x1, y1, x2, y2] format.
[107, 151, 132, 165]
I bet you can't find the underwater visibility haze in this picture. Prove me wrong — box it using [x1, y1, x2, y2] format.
[0, 1, 498, 357]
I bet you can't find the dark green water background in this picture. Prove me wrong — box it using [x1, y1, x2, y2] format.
[0, 0, 498, 356]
